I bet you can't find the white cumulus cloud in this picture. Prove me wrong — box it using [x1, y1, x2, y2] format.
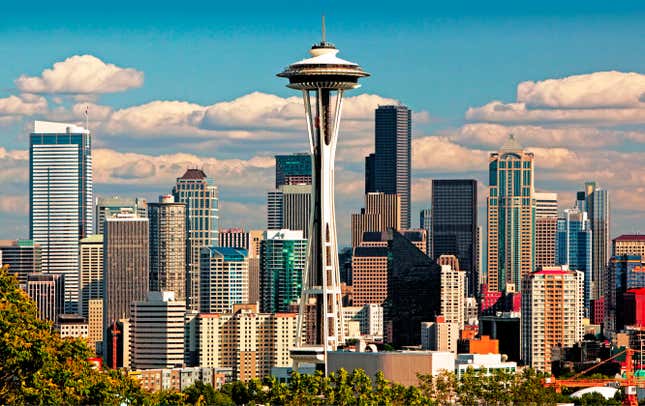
[518, 71, 645, 108]
[15, 55, 144, 94]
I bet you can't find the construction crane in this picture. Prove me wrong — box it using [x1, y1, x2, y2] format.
[543, 348, 641, 406]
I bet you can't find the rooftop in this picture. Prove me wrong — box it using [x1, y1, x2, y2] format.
[33, 120, 89, 135]
[614, 234, 645, 242]
[178, 168, 208, 180]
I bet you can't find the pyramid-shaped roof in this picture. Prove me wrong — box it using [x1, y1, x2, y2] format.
[500, 134, 523, 153]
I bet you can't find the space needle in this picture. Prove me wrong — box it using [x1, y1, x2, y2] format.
[278, 18, 369, 374]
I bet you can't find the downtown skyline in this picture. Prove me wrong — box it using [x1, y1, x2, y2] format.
[1, 3, 645, 245]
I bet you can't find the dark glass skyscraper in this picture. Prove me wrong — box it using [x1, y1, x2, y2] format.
[373, 105, 411, 229]
[432, 179, 478, 297]
[274, 153, 312, 188]
[364, 153, 376, 194]
[384, 230, 441, 347]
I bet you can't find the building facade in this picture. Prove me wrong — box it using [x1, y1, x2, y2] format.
[30, 120, 93, 313]
[173, 169, 220, 312]
[219, 228, 250, 249]
[95, 196, 147, 235]
[580, 182, 610, 300]
[606, 255, 645, 332]
[556, 208, 592, 315]
[274, 153, 311, 188]
[27, 272, 64, 321]
[259, 230, 306, 313]
[130, 291, 186, 370]
[613, 235, 645, 258]
[521, 267, 584, 373]
[351, 246, 389, 306]
[191, 304, 297, 380]
[351, 192, 401, 248]
[372, 105, 411, 228]
[103, 214, 149, 329]
[432, 179, 478, 297]
[438, 255, 466, 329]
[0, 239, 41, 287]
[534, 192, 558, 270]
[420, 208, 432, 258]
[200, 247, 249, 313]
[148, 195, 187, 301]
[79, 234, 103, 319]
[487, 135, 535, 293]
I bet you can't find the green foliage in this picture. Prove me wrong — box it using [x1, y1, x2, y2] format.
[575, 391, 621, 405]
[183, 381, 234, 405]
[0, 265, 180, 405]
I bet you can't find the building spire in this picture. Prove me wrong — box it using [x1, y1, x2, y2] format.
[321, 15, 326, 43]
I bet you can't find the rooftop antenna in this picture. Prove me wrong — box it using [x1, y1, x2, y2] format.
[322, 15, 326, 43]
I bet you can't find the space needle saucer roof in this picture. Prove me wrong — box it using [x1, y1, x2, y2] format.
[277, 40, 369, 90]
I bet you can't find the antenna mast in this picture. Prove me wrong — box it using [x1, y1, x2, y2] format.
[322, 15, 326, 43]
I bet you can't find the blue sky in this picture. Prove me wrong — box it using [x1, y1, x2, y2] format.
[1, 1, 644, 244]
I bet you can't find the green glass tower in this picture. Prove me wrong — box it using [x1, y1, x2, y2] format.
[259, 230, 307, 313]
[487, 135, 536, 293]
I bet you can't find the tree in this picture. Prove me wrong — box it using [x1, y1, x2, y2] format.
[184, 381, 234, 406]
[0, 265, 162, 405]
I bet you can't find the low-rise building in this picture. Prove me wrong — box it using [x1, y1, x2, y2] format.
[328, 351, 455, 386]
[55, 314, 89, 338]
[455, 353, 516, 377]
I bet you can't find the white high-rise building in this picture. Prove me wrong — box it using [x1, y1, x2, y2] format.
[439, 256, 466, 329]
[130, 291, 186, 370]
[30, 120, 93, 313]
[521, 266, 584, 373]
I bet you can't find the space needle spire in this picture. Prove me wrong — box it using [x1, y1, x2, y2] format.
[278, 20, 369, 375]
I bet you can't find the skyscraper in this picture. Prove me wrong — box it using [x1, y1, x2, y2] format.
[95, 196, 147, 235]
[432, 179, 478, 297]
[130, 291, 186, 370]
[274, 153, 312, 188]
[268, 185, 312, 238]
[173, 169, 220, 312]
[521, 266, 584, 374]
[534, 192, 558, 270]
[581, 182, 610, 300]
[148, 195, 186, 301]
[79, 234, 103, 319]
[556, 208, 592, 315]
[373, 105, 412, 229]
[0, 239, 41, 288]
[384, 230, 441, 347]
[351, 192, 401, 248]
[30, 120, 93, 313]
[420, 208, 432, 258]
[259, 230, 306, 313]
[200, 247, 249, 313]
[103, 213, 149, 329]
[487, 135, 536, 293]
